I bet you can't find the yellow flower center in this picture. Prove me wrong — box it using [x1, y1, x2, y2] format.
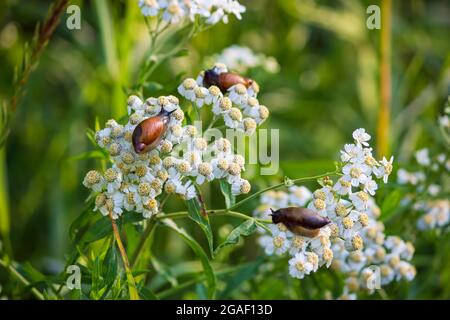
[350, 167, 361, 178]
[273, 236, 284, 248]
[314, 199, 326, 210]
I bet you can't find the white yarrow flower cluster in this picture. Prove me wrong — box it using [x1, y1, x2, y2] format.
[396, 104, 449, 232]
[178, 63, 268, 134]
[83, 67, 266, 219]
[332, 199, 416, 298]
[213, 45, 279, 74]
[253, 129, 415, 296]
[138, 0, 245, 26]
[397, 147, 449, 231]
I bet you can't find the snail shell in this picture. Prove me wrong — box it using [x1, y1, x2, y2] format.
[203, 69, 253, 93]
[132, 110, 172, 154]
[270, 207, 330, 238]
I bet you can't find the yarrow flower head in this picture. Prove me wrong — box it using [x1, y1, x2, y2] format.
[84, 64, 269, 220]
[253, 128, 415, 299]
[138, 0, 246, 26]
[178, 63, 268, 134]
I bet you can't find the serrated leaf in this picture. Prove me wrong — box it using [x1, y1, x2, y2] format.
[162, 219, 216, 299]
[214, 219, 257, 255]
[186, 198, 214, 258]
[219, 179, 235, 209]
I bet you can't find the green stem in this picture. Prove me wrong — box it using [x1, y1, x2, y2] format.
[156, 209, 270, 224]
[228, 171, 338, 211]
[130, 192, 170, 268]
[137, 22, 197, 92]
[376, 0, 392, 158]
[206, 116, 219, 131]
[108, 212, 140, 300]
[0, 258, 45, 300]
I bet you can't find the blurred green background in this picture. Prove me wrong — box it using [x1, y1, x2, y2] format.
[0, 0, 449, 299]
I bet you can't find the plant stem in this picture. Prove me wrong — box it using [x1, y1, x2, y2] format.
[108, 212, 140, 300]
[137, 22, 197, 91]
[10, 0, 69, 112]
[0, 258, 45, 300]
[130, 219, 156, 269]
[154, 171, 337, 225]
[156, 209, 269, 224]
[130, 192, 170, 268]
[228, 171, 338, 211]
[377, 0, 392, 158]
[206, 116, 219, 131]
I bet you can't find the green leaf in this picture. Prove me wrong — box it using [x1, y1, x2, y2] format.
[17, 262, 46, 283]
[81, 212, 144, 244]
[81, 217, 112, 244]
[214, 219, 257, 255]
[162, 219, 216, 299]
[103, 245, 118, 288]
[195, 283, 208, 300]
[175, 48, 189, 57]
[69, 203, 94, 241]
[95, 117, 101, 132]
[86, 129, 97, 147]
[380, 189, 402, 221]
[150, 255, 178, 287]
[219, 179, 235, 208]
[186, 198, 214, 258]
[90, 256, 102, 299]
[143, 81, 164, 92]
[219, 258, 264, 299]
[139, 286, 159, 300]
[69, 150, 107, 162]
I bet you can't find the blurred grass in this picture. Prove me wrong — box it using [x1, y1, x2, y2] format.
[0, 0, 449, 298]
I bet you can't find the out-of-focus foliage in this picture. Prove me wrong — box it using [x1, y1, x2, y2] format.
[0, 0, 449, 299]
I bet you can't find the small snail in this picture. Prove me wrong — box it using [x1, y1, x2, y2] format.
[270, 207, 330, 238]
[132, 109, 174, 154]
[203, 68, 254, 93]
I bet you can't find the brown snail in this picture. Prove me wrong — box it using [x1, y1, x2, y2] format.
[270, 207, 331, 238]
[132, 109, 174, 154]
[203, 68, 254, 93]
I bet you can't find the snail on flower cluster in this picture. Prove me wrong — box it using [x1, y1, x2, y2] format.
[270, 207, 331, 238]
[132, 109, 175, 154]
[203, 67, 254, 93]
